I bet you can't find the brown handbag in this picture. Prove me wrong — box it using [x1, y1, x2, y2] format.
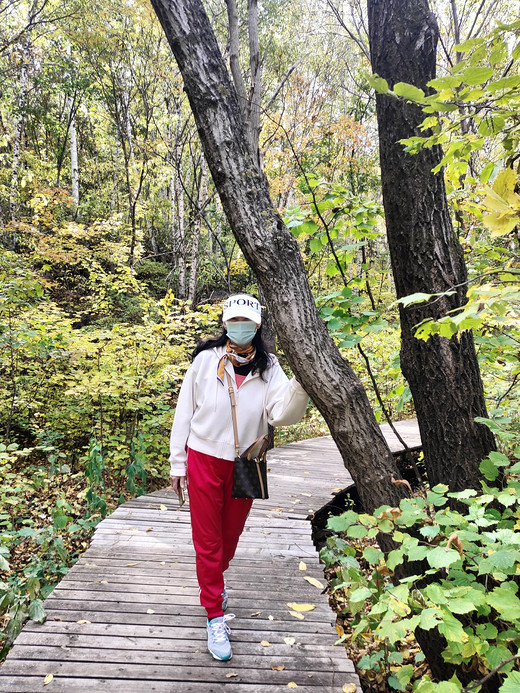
[226, 372, 269, 500]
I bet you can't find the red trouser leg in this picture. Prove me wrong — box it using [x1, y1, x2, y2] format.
[187, 448, 252, 620]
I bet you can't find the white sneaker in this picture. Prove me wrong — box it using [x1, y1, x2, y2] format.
[207, 613, 235, 661]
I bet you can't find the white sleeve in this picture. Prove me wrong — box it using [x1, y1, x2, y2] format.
[265, 360, 309, 427]
[169, 363, 197, 476]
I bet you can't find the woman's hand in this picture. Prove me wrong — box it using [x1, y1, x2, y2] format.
[170, 475, 186, 498]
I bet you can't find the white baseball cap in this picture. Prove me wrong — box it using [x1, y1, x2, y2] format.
[222, 294, 262, 325]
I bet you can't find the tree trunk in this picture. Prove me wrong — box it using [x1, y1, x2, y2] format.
[10, 35, 30, 223]
[149, 0, 408, 517]
[188, 160, 207, 307]
[367, 0, 495, 494]
[68, 97, 80, 208]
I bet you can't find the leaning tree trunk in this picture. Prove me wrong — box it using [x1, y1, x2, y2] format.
[367, 0, 495, 494]
[149, 0, 408, 517]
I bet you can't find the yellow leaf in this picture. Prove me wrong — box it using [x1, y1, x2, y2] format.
[146, 528, 153, 532]
[336, 623, 345, 637]
[288, 683, 298, 689]
[493, 168, 516, 198]
[159, 504, 167, 511]
[483, 211, 519, 236]
[287, 603, 316, 611]
[270, 507, 283, 512]
[146, 609, 155, 614]
[100, 580, 108, 584]
[226, 672, 238, 678]
[250, 611, 262, 617]
[44, 674, 53, 685]
[301, 492, 312, 497]
[272, 665, 286, 671]
[126, 563, 137, 567]
[284, 637, 296, 645]
[268, 615, 274, 620]
[261, 640, 270, 647]
[342, 685, 357, 692]
[304, 576, 324, 589]
[76, 620, 91, 625]
[298, 561, 307, 571]
[289, 610, 305, 620]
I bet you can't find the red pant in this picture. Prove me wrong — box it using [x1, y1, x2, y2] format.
[187, 448, 253, 619]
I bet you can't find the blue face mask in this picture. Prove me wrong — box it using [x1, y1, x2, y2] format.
[225, 320, 257, 346]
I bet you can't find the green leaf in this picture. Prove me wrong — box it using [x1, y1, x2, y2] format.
[350, 586, 373, 602]
[363, 546, 384, 564]
[420, 608, 442, 630]
[367, 74, 389, 94]
[426, 546, 461, 569]
[461, 66, 494, 85]
[480, 457, 500, 481]
[500, 671, 520, 693]
[386, 549, 404, 571]
[0, 555, 9, 571]
[488, 586, 520, 619]
[29, 598, 46, 623]
[393, 82, 425, 101]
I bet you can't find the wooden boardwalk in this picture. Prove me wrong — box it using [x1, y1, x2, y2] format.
[0, 422, 420, 692]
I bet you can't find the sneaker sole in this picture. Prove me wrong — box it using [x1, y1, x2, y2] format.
[208, 648, 232, 662]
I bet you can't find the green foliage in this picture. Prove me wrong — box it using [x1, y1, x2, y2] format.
[322, 421, 520, 691]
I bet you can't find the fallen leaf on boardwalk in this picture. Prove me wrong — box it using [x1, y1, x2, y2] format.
[100, 580, 108, 584]
[304, 576, 324, 589]
[53, 618, 62, 622]
[284, 637, 296, 645]
[288, 683, 298, 689]
[126, 563, 137, 566]
[342, 684, 357, 692]
[85, 562, 97, 567]
[287, 603, 316, 611]
[336, 623, 345, 637]
[272, 665, 285, 671]
[289, 610, 305, 620]
[160, 561, 165, 565]
[332, 487, 343, 492]
[268, 615, 274, 621]
[250, 611, 262, 617]
[225, 673, 238, 678]
[303, 471, 309, 474]
[146, 528, 153, 532]
[76, 620, 91, 625]
[146, 609, 155, 614]
[159, 504, 167, 511]
[44, 674, 53, 685]
[301, 492, 312, 497]
[293, 499, 301, 504]
[261, 640, 270, 647]
[299, 561, 306, 571]
[270, 507, 283, 512]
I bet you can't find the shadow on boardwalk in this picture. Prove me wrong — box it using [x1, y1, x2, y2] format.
[0, 423, 420, 692]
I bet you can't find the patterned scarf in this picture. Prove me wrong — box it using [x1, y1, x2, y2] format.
[217, 340, 256, 385]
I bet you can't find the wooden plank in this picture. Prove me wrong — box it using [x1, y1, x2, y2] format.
[0, 660, 355, 687]
[0, 678, 345, 693]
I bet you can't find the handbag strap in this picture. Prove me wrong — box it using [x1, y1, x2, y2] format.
[225, 371, 240, 457]
[225, 371, 268, 460]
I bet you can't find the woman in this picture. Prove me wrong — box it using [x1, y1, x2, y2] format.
[169, 293, 308, 661]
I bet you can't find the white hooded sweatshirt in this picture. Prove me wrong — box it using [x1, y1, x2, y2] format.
[169, 345, 309, 476]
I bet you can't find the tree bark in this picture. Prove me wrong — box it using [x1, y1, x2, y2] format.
[367, 0, 495, 494]
[188, 159, 207, 307]
[10, 34, 30, 223]
[149, 0, 408, 517]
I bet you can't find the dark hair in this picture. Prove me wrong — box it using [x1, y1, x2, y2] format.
[191, 325, 270, 379]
